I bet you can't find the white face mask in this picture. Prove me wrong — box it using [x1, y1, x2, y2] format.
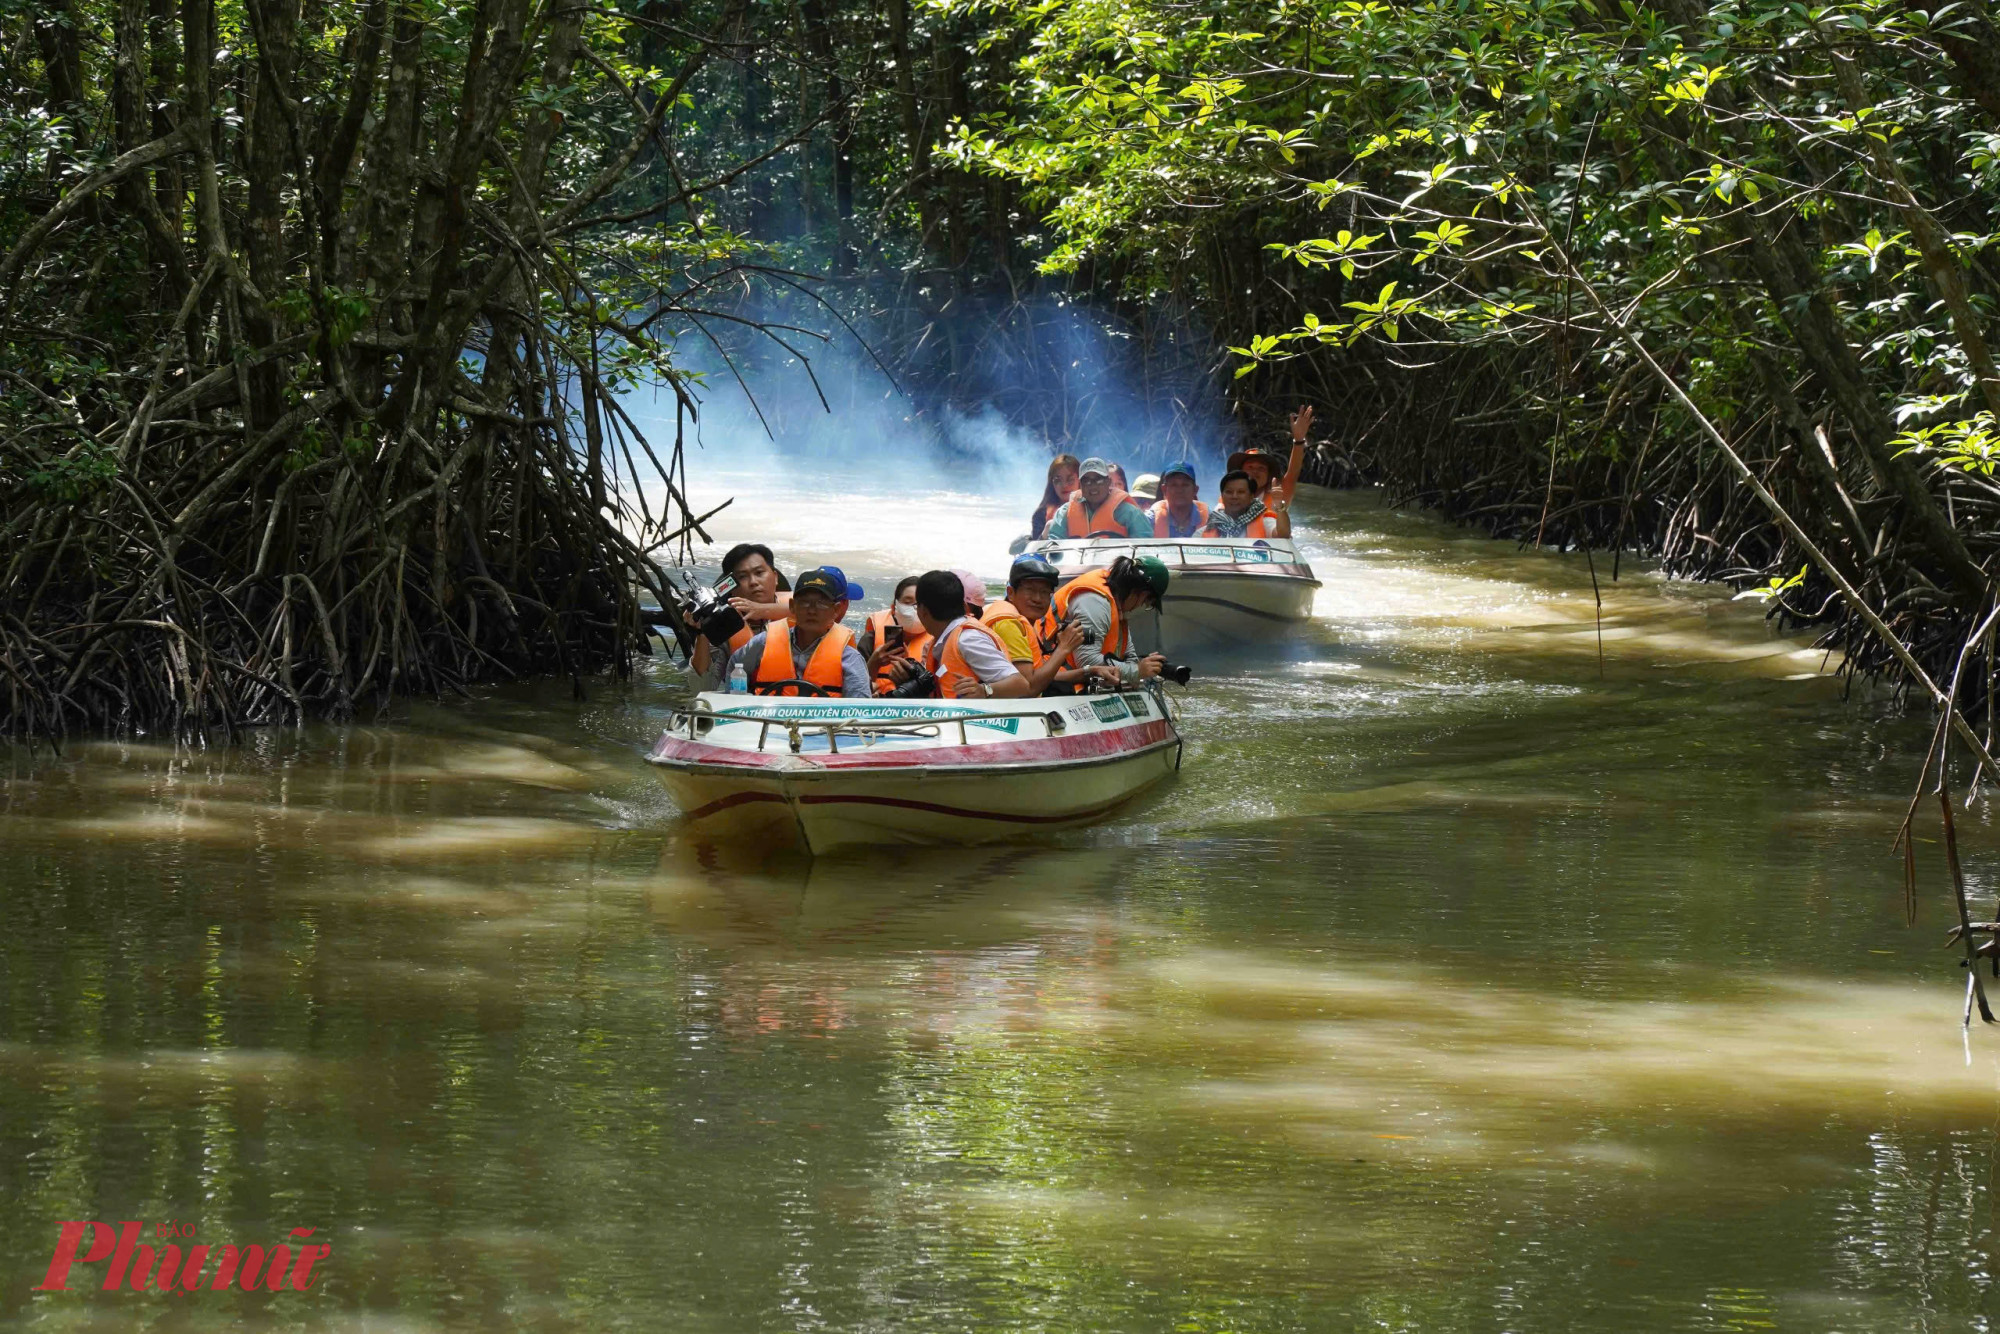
[893, 603, 923, 632]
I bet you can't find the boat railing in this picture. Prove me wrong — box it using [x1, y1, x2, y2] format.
[672, 700, 1078, 755]
[1028, 538, 1301, 570]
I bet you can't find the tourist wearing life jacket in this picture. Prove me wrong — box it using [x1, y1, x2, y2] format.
[952, 568, 988, 621]
[861, 575, 932, 695]
[716, 567, 870, 697]
[1200, 469, 1290, 539]
[983, 554, 1092, 695]
[1028, 454, 1081, 540]
[1226, 402, 1313, 507]
[1040, 555, 1171, 687]
[1045, 457, 1150, 538]
[906, 569, 1032, 699]
[692, 542, 794, 682]
[1147, 462, 1209, 538]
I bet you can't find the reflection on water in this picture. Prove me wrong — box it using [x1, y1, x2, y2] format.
[3, 485, 1998, 1331]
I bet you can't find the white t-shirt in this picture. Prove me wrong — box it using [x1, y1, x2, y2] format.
[927, 616, 1022, 685]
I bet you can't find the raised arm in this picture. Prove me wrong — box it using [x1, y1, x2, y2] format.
[730, 592, 791, 623]
[1278, 404, 1312, 502]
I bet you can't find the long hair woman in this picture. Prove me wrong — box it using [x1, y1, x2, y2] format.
[1029, 453, 1081, 539]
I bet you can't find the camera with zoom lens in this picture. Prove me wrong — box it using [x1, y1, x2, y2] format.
[887, 669, 940, 698]
[672, 577, 747, 648]
[1157, 661, 1193, 686]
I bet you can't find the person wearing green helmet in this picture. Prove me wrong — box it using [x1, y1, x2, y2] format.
[1131, 553, 1173, 600]
[1041, 554, 1170, 688]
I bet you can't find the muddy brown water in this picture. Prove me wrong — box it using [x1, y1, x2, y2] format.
[3, 482, 1996, 1331]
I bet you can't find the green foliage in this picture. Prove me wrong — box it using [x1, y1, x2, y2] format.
[0, 0, 817, 733]
[1895, 414, 2000, 476]
[929, 0, 2000, 647]
[937, 0, 2000, 407]
[1734, 564, 1809, 603]
[23, 441, 116, 502]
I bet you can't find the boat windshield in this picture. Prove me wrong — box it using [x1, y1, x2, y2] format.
[1035, 540, 1295, 568]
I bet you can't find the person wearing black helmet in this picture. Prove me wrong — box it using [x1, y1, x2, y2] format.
[983, 554, 1095, 694]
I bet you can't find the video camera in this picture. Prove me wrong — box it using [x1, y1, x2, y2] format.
[670, 573, 748, 648]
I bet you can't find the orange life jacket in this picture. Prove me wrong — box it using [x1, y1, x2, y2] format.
[1200, 510, 1279, 539]
[1041, 568, 1126, 666]
[752, 622, 853, 696]
[981, 599, 1044, 668]
[1149, 500, 1210, 538]
[1052, 489, 1137, 538]
[864, 607, 931, 696]
[925, 618, 1009, 699]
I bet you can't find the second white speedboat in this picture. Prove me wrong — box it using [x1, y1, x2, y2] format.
[1022, 536, 1320, 650]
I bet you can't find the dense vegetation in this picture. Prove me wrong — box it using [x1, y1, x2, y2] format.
[0, 0, 807, 734]
[940, 0, 2000, 695]
[11, 0, 2000, 768]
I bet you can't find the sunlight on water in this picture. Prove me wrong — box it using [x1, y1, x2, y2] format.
[665, 463, 1831, 684]
[2, 464, 1994, 1333]
[678, 464, 1036, 592]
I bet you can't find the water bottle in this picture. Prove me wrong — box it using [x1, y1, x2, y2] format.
[727, 662, 748, 695]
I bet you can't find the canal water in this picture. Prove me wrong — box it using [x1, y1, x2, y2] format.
[4, 473, 1998, 1331]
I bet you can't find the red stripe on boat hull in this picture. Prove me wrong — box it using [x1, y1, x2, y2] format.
[682, 790, 791, 820]
[649, 718, 1176, 772]
[792, 791, 1144, 824]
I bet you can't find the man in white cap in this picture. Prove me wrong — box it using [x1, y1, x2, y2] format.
[1045, 457, 1150, 538]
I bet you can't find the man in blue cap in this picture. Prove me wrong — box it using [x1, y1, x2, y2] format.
[1146, 461, 1209, 538]
[712, 566, 870, 697]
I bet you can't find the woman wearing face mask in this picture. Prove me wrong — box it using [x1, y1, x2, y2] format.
[862, 576, 933, 694]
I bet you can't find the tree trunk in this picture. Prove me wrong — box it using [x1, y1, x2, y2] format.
[886, 0, 928, 236]
[799, 0, 853, 269]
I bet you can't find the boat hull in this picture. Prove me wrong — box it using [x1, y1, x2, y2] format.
[1151, 566, 1319, 648]
[648, 693, 1182, 854]
[1023, 537, 1321, 649]
[653, 738, 1180, 852]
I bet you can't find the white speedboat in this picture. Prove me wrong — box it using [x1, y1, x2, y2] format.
[647, 687, 1182, 854]
[1023, 536, 1320, 649]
